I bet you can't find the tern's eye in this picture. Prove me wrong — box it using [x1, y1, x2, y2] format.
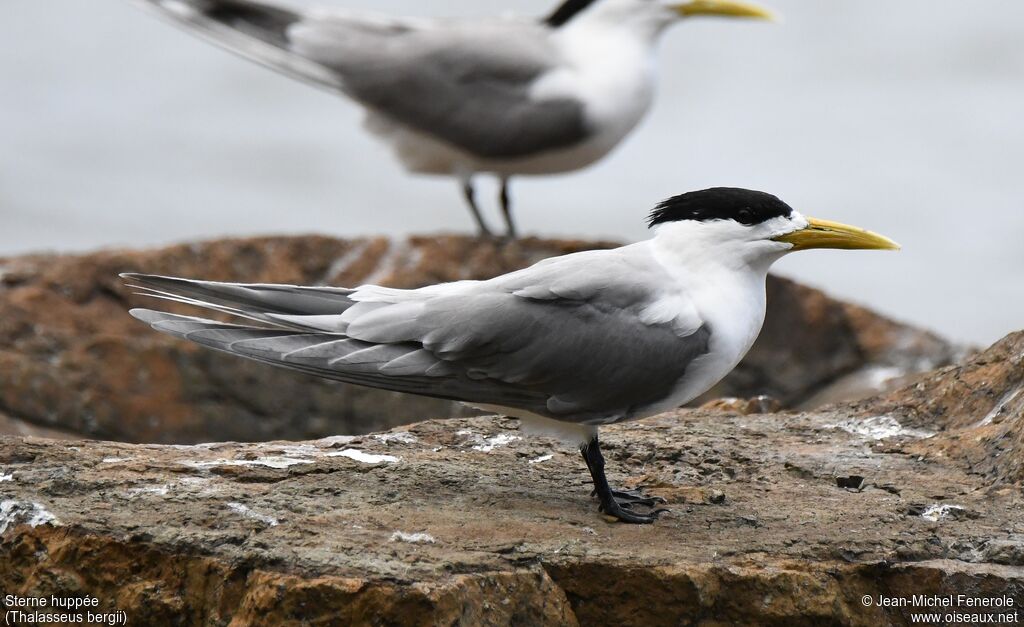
[736, 208, 754, 223]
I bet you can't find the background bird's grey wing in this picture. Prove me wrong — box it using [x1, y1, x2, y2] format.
[126, 251, 709, 424]
[292, 23, 590, 158]
[137, 1, 590, 158]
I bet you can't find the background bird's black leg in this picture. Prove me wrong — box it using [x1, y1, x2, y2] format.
[461, 180, 494, 238]
[499, 178, 518, 240]
[580, 435, 667, 524]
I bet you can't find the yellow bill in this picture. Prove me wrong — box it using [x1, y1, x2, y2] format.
[673, 0, 777, 20]
[773, 217, 901, 251]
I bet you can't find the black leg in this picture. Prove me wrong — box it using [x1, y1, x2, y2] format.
[499, 178, 518, 240]
[462, 180, 494, 238]
[580, 436, 668, 524]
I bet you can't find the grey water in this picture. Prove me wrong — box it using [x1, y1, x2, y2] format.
[2, 0, 1022, 346]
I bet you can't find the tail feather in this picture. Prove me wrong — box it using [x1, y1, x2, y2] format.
[123, 273, 355, 319]
[134, 0, 344, 91]
[125, 276, 551, 411]
[128, 309, 483, 400]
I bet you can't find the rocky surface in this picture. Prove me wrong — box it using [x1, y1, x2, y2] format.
[0, 235, 960, 444]
[1, 333, 1022, 625]
[853, 331, 1024, 487]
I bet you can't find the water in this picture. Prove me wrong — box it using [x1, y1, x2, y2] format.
[2, 0, 1023, 345]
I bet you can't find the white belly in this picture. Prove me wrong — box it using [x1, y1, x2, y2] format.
[361, 94, 651, 178]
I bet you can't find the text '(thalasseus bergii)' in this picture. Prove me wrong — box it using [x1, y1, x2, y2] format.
[133, 0, 774, 238]
[124, 187, 898, 523]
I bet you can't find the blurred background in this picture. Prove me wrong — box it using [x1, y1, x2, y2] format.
[2, 0, 1022, 345]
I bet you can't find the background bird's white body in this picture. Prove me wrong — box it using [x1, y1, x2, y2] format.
[347, 6, 666, 179]
[513, 17, 661, 175]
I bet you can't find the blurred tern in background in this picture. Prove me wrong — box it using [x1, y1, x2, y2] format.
[124, 188, 898, 523]
[134, 0, 774, 238]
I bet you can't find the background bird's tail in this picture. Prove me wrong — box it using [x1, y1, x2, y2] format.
[134, 0, 344, 92]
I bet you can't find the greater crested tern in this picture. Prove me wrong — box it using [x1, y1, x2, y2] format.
[123, 187, 898, 523]
[134, 0, 774, 238]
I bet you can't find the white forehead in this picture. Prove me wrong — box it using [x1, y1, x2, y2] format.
[761, 211, 808, 236]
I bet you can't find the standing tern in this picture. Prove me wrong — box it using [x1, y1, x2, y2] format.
[123, 187, 898, 523]
[134, 0, 774, 238]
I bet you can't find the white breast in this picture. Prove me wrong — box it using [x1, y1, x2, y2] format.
[644, 231, 773, 412]
[515, 25, 657, 174]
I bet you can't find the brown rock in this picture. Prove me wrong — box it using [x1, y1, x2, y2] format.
[0, 412, 79, 440]
[699, 395, 782, 415]
[850, 331, 1024, 484]
[0, 236, 960, 444]
[2, 333, 1024, 625]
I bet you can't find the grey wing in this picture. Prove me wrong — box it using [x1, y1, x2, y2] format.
[343, 252, 711, 423]
[136, 1, 589, 158]
[124, 251, 709, 424]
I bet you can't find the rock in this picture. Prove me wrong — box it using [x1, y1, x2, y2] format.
[699, 395, 782, 415]
[0, 235, 960, 443]
[849, 330, 1024, 485]
[0, 412, 79, 440]
[2, 333, 1024, 624]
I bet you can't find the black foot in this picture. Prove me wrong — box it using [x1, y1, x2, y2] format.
[591, 488, 668, 508]
[600, 498, 668, 524]
[581, 436, 669, 525]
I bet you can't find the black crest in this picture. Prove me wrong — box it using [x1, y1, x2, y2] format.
[647, 188, 794, 228]
[544, 0, 599, 27]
